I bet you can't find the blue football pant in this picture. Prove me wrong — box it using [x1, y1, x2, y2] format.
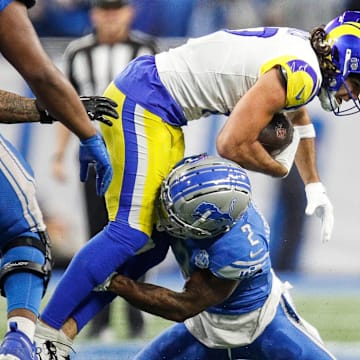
[134, 297, 336, 360]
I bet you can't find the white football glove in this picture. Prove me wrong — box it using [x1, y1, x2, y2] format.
[305, 182, 334, 243]
[274, 127, 300, 177]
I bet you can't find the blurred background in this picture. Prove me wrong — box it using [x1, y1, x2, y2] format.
[0, 0, 359, 358]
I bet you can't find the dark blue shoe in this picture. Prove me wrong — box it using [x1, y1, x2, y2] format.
[0, 322, 36, 360]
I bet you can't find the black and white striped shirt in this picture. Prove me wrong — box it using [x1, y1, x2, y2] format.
[64, 31, 158, 96]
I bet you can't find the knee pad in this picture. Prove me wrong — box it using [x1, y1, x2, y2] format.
[0, 231, 53, 297]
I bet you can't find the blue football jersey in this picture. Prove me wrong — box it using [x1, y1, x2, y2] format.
[170, 201, 272, 315]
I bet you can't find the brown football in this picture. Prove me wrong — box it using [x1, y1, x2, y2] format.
[258, 113, 294, 156]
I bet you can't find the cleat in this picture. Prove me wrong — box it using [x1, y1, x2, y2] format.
[36, 340, 70, 360]
[34, 321, 73, 360]
[0, 322, 36, 360]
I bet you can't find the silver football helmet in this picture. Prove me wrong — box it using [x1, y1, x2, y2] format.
[157, 154, 252, 240]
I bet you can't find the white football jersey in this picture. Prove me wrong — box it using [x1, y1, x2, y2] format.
[155, 27, 322, 121]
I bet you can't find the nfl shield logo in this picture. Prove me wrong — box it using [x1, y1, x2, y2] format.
[194, 249, 209, 269]
[275, 123, 287, 139]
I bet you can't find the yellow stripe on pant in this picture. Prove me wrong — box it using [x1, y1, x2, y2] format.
[101, 82, 184, 237]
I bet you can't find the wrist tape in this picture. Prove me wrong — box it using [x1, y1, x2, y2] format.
[294, 124, 316, 139]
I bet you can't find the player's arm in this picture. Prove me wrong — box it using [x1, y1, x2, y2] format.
[0, 89, 118, 125]
[287, 107, 333, 242]
[108, 269, 239, 322]
[217, 67, 289, 177]
[287, 107, 320, 185]
[0, 1, 96, 138]
[0, 90, 40, 123]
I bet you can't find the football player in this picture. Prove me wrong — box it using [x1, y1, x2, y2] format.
[0, 90, 117, 360]
[35, 154, 336, 359]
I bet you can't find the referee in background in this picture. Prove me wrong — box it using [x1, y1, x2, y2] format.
[51, 0, 158, 341]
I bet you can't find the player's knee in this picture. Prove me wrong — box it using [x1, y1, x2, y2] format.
[0, 231, 53, 297]
[105, 221, 149, 252]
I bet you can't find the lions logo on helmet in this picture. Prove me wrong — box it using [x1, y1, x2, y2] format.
[193, 201, 235, 224]
[322, 11, 360, 115]
[157, 154, 251, 240]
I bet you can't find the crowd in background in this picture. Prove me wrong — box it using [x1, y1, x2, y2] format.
[28, 0, 347, 38]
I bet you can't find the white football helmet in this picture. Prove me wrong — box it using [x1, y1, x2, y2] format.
[157, 154, 251, 240]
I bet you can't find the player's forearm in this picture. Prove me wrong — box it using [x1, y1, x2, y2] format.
[0, 90, 40, 123]
[29, 70, 96, 140]
[295, 137, 320, 185]
[1, 2, 95, 139]
[109, 275, 200, 322]
[217, 139, 288, 177]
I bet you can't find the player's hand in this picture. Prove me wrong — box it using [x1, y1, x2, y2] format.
[79, 133, 113, 196]
[36, 96, 118, 125]
[80, 96, 118, 126]
[273, 127, 300, 176]
[305, 182, 334, 243]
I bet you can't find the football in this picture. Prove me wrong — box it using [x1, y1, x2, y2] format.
[258, 113, 294, 156]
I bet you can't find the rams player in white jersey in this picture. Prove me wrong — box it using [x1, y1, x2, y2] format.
[35, 11, 359, 358]
[35, 154, 336, 359]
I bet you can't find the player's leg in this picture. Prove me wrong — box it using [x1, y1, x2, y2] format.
[38, 88, 184, 328]
[0, 135, 50, 360]
[72, 232, 170, 334]
[134, 323, 230, 360]
[232, 295, 336, 359]
[35, 226, 171, 359]
[36, 87, 184, 355]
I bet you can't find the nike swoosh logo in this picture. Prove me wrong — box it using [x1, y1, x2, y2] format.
[250, 248, 264, 258]
[295, 86, 305, 101]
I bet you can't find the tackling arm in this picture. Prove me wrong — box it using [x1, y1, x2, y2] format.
[108, 269, 239, 322]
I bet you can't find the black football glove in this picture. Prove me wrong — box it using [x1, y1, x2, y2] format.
[36, 96, 118, 126]
[79, 96, 119, 126]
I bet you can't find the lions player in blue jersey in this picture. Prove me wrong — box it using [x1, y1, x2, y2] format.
[106, 154, 336, 360]
[0, 134, 52, 360]
[34, 11, 360, 358]
[34, 154, 335, 360]
[0, 91, 116, 360]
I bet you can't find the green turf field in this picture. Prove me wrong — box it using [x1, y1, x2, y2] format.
[0, 282, 358, 344]
[294, 295, 360, 343]
[74, 293, 360, 344]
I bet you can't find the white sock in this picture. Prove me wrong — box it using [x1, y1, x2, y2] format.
[8, 316, 35, 341]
